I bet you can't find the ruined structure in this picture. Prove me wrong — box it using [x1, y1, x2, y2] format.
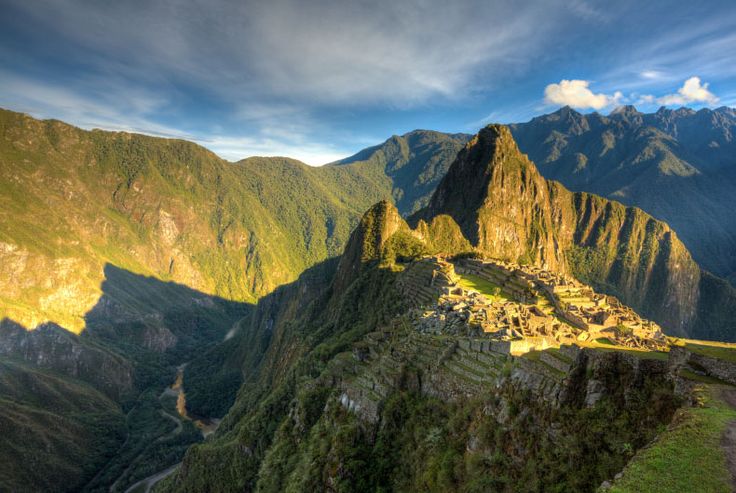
[399, 255, 667, 354]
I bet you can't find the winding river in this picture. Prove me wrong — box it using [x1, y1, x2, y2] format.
[122, 365, 220, 493]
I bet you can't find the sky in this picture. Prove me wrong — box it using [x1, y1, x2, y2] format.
[1, 0, 735, 165]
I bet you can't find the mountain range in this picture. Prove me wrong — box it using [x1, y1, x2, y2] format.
[510, 105, 736, 284]
[1, 106, 736, 492]
[163, 123, 733, 492]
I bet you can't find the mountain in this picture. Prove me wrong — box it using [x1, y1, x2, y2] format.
[509, 105, 736, 284]
[164, 126, 736, 492]
[3, 109, 736, 491]
[411, 125, 705, 337]
[0, 109, 463, 491]
[0, 108, 394, 333]
[335, 130, 471, 215]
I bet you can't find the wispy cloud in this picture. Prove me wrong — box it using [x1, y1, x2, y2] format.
[1, 0, 734, 162]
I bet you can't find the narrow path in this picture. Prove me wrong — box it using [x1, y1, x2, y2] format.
[110, 407, 184, 492]
[721, 388, 736, 491]
[123, 463, 180, 493]
[110, 371, 187, 492]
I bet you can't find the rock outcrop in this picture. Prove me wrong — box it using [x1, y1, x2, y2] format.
[411, 124, 719, 338]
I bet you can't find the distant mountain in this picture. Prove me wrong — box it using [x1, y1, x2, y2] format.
[335, 130, 471, 215]
[509, 105, 736, 284]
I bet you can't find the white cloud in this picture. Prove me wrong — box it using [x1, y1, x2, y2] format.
[544, 80, 622, 110]
[544, 76, 722, 111]
[635, 94, 656, 105]
[657, 76, 719, 106]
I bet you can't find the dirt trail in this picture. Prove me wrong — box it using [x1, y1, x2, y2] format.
[720, 388, 736, 492]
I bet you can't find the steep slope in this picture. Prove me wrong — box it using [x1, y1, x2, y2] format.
[163, 198, 685, 493]
[0, 108, 393, 333]
[0, 108, 395, 492]
[412, 124, 709, 337]
[510, 105, 736, 283]
[0, 356, 125, 492]
[335, 130, 471, 215]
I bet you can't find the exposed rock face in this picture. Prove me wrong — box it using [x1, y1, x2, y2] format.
[0, 319, 133, 399]
[510, 106, 736, 284]
[412, 124, 712, 338]
[334, 200, 407, 291]
[417, 125, 567, 271]
[0, 108, 390, 333]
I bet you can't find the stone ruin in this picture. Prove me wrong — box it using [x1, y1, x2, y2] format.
[401, 255, 667, 354]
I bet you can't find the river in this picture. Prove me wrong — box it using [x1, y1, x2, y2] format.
[122, 365, 220, 493]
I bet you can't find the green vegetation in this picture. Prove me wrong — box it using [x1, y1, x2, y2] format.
[252, 368, 678, 493]
[611, 385, 736, 493]
[184, 337, 244, 418]
[84, 387, 203, 492]
[0, 357, 125, 492]
[511, 106, 736, 283]
[683, 341, 736, 363]
[456, 273, 510, 301]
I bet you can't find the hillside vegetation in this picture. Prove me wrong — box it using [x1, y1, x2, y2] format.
[161, 125, 736, 492]
[510, 105, 736, 284]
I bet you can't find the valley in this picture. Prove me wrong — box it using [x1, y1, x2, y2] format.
[1, 112, 736, 492]
[3, 2, 735, 491]
[157, 124, 736, 492]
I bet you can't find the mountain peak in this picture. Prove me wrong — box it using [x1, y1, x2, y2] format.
[414, 124, 565, 269]
[418, 124, 536, 222]
[609, 105, 641, 117]
[334, 200, 405, 289]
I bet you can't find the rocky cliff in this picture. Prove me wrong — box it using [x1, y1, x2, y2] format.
[510, 106, 736, 284]
[412, 124, 732, 339]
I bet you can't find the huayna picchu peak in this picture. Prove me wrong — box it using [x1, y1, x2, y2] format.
[3, 3, 736, 489]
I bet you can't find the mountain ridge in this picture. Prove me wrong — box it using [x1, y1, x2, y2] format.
[510, 105, 736, 283]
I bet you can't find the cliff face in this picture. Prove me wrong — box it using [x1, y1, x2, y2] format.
[510, 106, 736, 284]
[416, 125, 568, 271]
[413, 125, 705, 337]
[334, 200, 407, 291]
[0, 108, 391, 334]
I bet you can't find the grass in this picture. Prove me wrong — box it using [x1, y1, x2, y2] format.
[572, 338, 670, 360]
[590, 345, 669, 361]
[680, 369, 733, 386]
[610, 385, 736, 493]
[455, 273, 511, 301]
[682, 341, 736, 364]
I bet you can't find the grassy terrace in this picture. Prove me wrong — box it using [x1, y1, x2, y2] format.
[611, 385, 736, 493]
[455, 273, 511, 301]
[576, 338, 670, 360]
[669, 338, 736, 363]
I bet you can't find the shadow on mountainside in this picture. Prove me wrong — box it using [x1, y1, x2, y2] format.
[0, 264, 255, 492]
[0, 263, 253, 397]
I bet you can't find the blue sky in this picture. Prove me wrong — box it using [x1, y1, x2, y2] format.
[1, 0, 735, 164]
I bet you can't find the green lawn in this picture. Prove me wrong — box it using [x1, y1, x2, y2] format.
[455, 273, 511, 301]
[610, 385, 736, 493]
[686, 343, 736, 364]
